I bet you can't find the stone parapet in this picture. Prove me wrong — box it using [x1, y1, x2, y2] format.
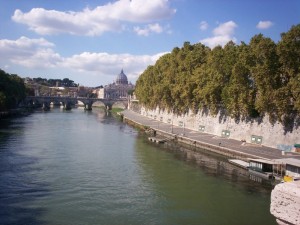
[270, 181, 300, 225]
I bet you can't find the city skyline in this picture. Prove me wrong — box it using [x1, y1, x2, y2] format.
[0, 0, 299, 86]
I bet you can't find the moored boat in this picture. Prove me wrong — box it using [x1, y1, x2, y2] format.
[248, 158, 282, 180]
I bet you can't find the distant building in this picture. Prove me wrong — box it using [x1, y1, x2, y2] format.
[98, 70, 134, 99]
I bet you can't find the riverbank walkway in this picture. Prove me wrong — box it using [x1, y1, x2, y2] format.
[122, 110, 300, 161]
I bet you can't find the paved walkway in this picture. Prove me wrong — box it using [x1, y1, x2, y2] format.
[123, 110, 300, 160]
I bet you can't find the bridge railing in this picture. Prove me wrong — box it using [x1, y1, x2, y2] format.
[27, 96, 128, 101]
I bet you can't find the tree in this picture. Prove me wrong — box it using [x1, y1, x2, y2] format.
[277, 24, 300, 112]
[222, 61, 254, 118]
[0, 92, 6, 111]
[0, 69, 26, 110]
[249, 34, 281, 121]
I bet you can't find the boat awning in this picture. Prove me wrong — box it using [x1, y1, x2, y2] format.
[274, 158, 300, 167]
[248, 158, 281, 165]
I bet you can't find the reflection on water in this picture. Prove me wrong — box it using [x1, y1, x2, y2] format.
[0, 108, 276, 225]
[135, 137, 276, 225]
[150, 138, 274, 190]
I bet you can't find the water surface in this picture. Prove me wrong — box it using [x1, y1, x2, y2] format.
[0, 108, 276, 225]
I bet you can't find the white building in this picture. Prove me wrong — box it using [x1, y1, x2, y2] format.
[98, 70, 135, 99]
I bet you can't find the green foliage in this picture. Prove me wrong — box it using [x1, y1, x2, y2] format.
[33, 77, 78, 87]
[110, 108, 124, 114]
[135, 24, 300, 123]
[127, 89, 135, 96]
[0, 69, 26, 110]
[277, 24, 300, 113]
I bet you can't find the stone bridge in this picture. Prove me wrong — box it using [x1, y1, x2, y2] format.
[25, 96, 128, 110]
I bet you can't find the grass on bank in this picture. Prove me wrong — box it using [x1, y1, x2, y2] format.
[110, 108, 124, 114]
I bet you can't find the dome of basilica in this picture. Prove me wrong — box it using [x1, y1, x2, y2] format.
[116, 69, 128, 85]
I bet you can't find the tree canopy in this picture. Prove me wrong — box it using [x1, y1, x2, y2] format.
[0, 69, 26, 111]
[33, 77, 78, 87]
[135, 24, 300, 124]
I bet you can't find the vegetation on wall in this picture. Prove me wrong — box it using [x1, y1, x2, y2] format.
[135, 24, 300, 125]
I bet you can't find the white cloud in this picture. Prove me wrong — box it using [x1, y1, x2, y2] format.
[0, 36, 61, 68]
[0, 36, 165, 82]
[134, 23, 163, 36]
[200, 21, 208, 31]
[0, 36, 54, 53]
[13, 48, 62, 69]
[12, 0, 176, 36]
[62, 51, 165, 80]
[200, 21, 238, 48]
[256, 21, 273, 29]
[213, 21, 237, 36]
[201, 35, 237, 49]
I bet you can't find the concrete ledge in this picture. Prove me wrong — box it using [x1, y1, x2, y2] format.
[123, 113, 270, 161]
[155, 129, 262, 161]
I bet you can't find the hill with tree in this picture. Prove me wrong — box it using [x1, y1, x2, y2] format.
[31, 77, 78, 87]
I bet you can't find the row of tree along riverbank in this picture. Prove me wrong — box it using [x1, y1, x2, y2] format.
[135, 24, 300, 130]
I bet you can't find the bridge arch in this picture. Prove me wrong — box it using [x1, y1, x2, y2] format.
[111, 100, 128, 109]
[91, 100, 106, 108]
[77, 100, 85, 107]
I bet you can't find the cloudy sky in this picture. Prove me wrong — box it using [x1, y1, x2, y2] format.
[0, 0, 299, 87]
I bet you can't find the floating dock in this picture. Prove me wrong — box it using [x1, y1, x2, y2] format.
[228, 159, 249, 169]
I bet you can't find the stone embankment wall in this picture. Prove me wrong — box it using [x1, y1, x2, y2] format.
[135, 106, 300, 151]
[270, 181, 300, 225]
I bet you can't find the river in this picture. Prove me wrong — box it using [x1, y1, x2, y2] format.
[0, 107, 276, 225]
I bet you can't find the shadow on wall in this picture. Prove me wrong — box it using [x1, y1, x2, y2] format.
[282, 112, 300, 134]
[215, 107, 300, 135]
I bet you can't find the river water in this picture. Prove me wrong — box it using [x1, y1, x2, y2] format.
[0, 108, 276, 225]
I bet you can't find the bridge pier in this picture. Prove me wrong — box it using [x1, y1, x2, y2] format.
[32, 101, 42, 108]
[84, 103, 92, 111]
[105, 104, 112, 110]
[52, 100, 61, 107]
[42, 102, 51, 111]
[63, 102, 72, 110]
[26, 100, 34, 108]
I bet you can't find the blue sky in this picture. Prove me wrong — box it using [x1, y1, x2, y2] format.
[0, 0, 299, 87]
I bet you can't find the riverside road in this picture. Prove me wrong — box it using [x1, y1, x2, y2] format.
[123, 110, 300, 161]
